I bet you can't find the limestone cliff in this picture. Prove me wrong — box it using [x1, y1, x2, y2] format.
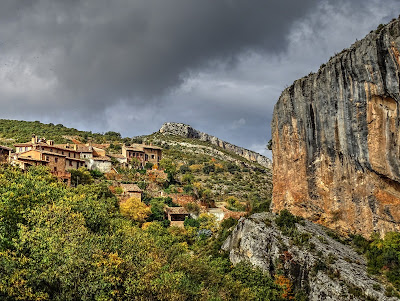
[222, 213, 397, 301]
[272, 18, 400, 237]
[159, 122, 272, 168]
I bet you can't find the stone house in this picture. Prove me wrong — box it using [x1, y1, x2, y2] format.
[122, 144, 162, 167]
[13, 135, 86, 184]
[15, 135, 82, 160]
[14, 149, 86, 184]
[164, 207, 190, 227]
[120, 183, 143, 200]
[54, 143, 93, 159]
[87, 156, 112, 173]
[108, 153, 128, 165]
[0, 145, 12, 163]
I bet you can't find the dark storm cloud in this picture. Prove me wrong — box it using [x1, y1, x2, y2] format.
[0, 0, 316, 109]
[0, 0, 399, 157]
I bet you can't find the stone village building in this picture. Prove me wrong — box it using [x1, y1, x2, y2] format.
[11, 135, 163, 185]
[122, 144, 162, 167]
[13, 135, 86, 184]
[0, 145, 12, 163]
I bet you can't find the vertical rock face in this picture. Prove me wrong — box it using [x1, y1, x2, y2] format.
[272, 18, 400, 237]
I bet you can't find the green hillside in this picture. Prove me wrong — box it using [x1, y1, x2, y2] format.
[0, 119, 272, 212]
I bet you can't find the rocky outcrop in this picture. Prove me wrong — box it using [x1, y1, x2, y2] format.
[222, 213, 397, 301]
[272, 18, 400, 237]
[159, 122, 272, 169]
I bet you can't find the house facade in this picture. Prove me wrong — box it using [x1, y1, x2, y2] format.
[13, 135, 86, 184]
[0, 145, 12, 163]
[87, 156, 112, 173]
[122, 144, 162, 167]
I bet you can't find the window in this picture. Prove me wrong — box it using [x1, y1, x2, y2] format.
[46, 156, 50, 161]
[55, 157, 58, 163]
[74, 153, 76, 158]
[54, 167, 57, 172]
[151, 155, 155, 159]
[62, 151, 64, 155]
[69, 160, 72, 166]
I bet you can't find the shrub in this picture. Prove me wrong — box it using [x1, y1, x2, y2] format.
[182, 173, 194, 184]
[179, 165, 190, 174]
[225, 196, 246, 212]
[144, 162, 153, 170]
[203, 163, 215, 174]
[275, 209, 302, 236]
[184, 217, 200, 229]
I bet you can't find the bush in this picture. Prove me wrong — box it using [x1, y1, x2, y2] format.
[203, 163, 215, 174]
[225, 196, 246, 212]
[182, 173, 194, 184]
[70, 167, 93, 186]
[275, 209, 302, 236]
[144, 162, 153, 170]
[183, 184, 193, 193]
[184, 217, 200, 229]
[90, 169, 104, 179]
[252, 200, 271, 213]
[179, 165, 190, 174]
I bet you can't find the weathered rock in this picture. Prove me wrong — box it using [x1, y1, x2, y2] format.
[222, 213, 397, 301]
[272, 18, 400, 237]
[159, 122, 272, 169]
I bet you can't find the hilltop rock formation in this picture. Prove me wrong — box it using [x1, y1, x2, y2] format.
[272, 18, 400, 237]
[159, 122, 272, 169]
[222, 213, 397, 301]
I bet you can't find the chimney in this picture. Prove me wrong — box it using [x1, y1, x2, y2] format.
[47, 140, 54, 146]
[32, 134, 37, 144]
[73, 144, 77, 151]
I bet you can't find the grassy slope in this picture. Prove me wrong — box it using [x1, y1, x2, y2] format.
[0, 119, 273, 209]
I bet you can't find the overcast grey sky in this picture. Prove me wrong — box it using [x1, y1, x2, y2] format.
[0, 0, 399, 157]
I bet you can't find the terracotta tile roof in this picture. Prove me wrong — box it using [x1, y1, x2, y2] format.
[92, 144, 110, 149]
[165, 207, 189, 215]
[125, 143, 163, 151]
[92, 156, 111, 162]
[121, 183, 142, 192]
[17, 156, 47, 163]
[0, 145, 13, 151]
[66, 157, 85, 162]
[54, 144, 93, 152]
[108, 153, 126, 159]
[123, 145, 145, 152]
[142, 144, 162, 150]
[14, 142, 81, 153]
[40, 151, 67, 157]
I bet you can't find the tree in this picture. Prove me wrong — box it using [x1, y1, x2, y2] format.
[267, 139, 273, 150]
[144, 162, 153, 170]
[70, 167, 93, 186]
[120, 197, 151, 222]
[130, 157, 141, 169]
[159, 158, 176, 175]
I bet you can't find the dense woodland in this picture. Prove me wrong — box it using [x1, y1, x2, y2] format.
[0, 165, 287, 300]
[0, 119, 399, 300]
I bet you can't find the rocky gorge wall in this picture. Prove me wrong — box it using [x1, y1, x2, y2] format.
[222, 213, 397, 301]
[272, 18, 400, 237]
[159, 122, 272, 169]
